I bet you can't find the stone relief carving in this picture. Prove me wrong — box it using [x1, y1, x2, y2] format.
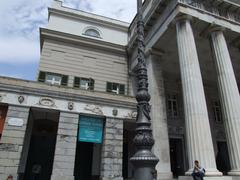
[68, 102, 74, 110]
[84, 104, 103, 115]
[126, 111, 137, 119]
[38, 97, 55, 107]
[18, 95, 25, 104]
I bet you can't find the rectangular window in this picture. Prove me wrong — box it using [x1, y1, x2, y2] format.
[74, 77, 94, 90]
[38, 71, 68, 86]
[106, 82, 125, 95]
[167, 94, 179, 118]
[213, 101, 222, 123]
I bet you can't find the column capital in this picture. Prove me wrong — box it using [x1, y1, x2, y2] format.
[200, 24, 225, 37]
[174, 14, 193, 24]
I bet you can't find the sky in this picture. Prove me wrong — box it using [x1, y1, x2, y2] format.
[0, 0, 137, 80]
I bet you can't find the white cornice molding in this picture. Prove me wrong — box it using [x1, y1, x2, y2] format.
[48, 8, 129, 32]
[40, 28, 127, 55]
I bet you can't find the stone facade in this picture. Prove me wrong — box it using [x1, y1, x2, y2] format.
[51, 112, 79, 180]
[101, 117, 124, 180]
[0, 106, 29, 180]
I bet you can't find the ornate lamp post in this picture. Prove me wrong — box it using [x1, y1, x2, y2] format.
[130, 0, 159, 180]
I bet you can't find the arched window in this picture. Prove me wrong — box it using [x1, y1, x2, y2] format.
[84, 28, 101, 38]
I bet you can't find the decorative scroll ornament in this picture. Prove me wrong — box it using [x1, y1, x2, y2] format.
[39, 97, 55, 107]
[18, 95, 25, 104]
[84, 104, 103, 115]
[68, 102, 74, 110]
[126, 111, 137, 119]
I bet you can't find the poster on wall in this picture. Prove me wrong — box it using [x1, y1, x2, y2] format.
[78, 116, 104, 144]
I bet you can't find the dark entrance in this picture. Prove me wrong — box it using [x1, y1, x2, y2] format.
[216, 141, 231, 175]
[22, 109, 59, 180]
[170, 138, 185, 178]
[74, 115, 103, 180]
[123, 122, 136, 180]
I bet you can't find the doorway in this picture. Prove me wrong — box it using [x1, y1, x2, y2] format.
[123, 122, 136, 180]
[74, 115, 104, 180]
[0, 105, 8, 140]
[169, 138, 185, 178]
[216, 141, 231, 175]
[22, 108, 59, 180]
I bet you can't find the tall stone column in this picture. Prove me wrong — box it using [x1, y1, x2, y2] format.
[176, 17, 221, 176]
[51, 112, 79, 180]
[210, 28, 240, 176]
[101, 117, 123, 180]
[147, 53, 172, 180]
[0, 105, 30, 180]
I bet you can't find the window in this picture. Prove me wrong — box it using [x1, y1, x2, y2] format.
[74, 77, 94, 90]
[167, 94, 178, 118]
[84, 28, 101, 38]
[213, 101, 222, 123]
[38, 71, 68, 86]
[106, 82, 125, 95]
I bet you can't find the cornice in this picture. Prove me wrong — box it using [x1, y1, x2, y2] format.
[48, 8, 129, 32]
[40, 28, 127, 55]
[0, 76, 136, 109]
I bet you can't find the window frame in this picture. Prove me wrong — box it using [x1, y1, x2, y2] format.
[106, 82, 125, 95]
[167, 94, 179, 119]
[74, 77, 94, 91]
[213, 100, 223, 124]
[82, 27, 102, 39]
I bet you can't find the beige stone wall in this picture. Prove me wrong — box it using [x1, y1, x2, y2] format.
[38, 39, 129, 94]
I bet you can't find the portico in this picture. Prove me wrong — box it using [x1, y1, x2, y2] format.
[128, 1, 240, 179]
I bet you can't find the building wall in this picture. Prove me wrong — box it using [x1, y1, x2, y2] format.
[39, 39, 129, 93]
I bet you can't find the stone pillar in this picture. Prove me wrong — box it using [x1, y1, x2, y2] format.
[176, 17, 221, 176]
[147, 53, 172, 180]
[51, 112, 79, 180]
[0, 105, 30, 180]
[210, 28, 240, 176]
[101, 117, 123, 180]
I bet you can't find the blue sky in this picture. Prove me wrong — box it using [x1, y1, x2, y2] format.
[0, 0, 137, 80]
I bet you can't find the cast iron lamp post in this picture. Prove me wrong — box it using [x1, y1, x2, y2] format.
[130, 0, 159, 180]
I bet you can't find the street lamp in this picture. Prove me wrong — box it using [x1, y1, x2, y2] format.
[130, 0, 159, 180]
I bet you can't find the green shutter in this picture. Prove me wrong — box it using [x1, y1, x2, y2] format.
[106, 82, 112, 92]
[61, 75, 68, 86]
[89, 79, 94, 90]
[119, 84, 125, 95]
[38, 71, 46, 82]
[74, 77, 80, 88]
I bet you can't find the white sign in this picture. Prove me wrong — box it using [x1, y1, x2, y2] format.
[8, 118, 24, 127]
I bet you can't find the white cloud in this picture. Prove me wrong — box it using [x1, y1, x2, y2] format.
[0, 37, 40, 64]
[0, 0, 137, 65]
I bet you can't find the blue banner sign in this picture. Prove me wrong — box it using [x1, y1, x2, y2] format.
[78, 116, 104, 144]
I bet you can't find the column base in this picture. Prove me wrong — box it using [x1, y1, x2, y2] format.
[228, 170, 240, 176]
[51, 175, 75, 180]
[100, 177, 123, 180]
[179, 176, 233, 180]
[185, 168, 222, 176]
[156, 171, 173, 180]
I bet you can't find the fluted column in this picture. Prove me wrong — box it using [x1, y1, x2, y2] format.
[176, 17, 221, 176]
[210, 28, 240, 176]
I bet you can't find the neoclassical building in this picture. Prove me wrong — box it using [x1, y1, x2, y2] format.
[0, 0, 240, 180]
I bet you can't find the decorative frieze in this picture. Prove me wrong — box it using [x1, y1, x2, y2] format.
[38, 97, 56, 107]
[179, 0, 240, 24]
[84, 104, 103, 115]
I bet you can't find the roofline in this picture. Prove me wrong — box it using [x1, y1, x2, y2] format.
[49, 1, 130, 31]
[40, 28, 127, 55]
